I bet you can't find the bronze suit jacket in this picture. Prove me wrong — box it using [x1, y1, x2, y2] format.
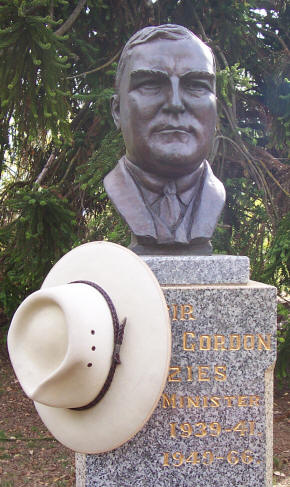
[104, 157, 225, 246]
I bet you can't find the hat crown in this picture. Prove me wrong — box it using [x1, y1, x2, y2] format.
[8, 283, 114, 408]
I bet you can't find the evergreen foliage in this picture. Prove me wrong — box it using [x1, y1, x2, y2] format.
[0, 185, 77, 315]
[0, 0, 71, 160]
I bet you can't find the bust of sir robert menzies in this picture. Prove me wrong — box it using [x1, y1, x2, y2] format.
[104, 24, 225, 255]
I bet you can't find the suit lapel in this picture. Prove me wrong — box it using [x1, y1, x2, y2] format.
[175, 161, 225, 242]
[104, 158, 157, 239]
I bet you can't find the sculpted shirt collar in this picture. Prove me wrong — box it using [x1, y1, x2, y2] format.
[124, 157, 205, 206]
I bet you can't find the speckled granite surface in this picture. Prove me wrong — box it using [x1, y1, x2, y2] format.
[76, 257, 276, 487]
[142, 254, 250, 284]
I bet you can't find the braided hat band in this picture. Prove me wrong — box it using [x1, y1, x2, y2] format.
[70, 280, 126, 411]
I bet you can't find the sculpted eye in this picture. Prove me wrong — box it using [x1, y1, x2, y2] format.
[138, 80, 161, 93]
[183, 80, 210, 93]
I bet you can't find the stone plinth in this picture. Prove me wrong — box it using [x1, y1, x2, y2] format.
[142, 254, 250, 284]
[76, 256, 276, 487]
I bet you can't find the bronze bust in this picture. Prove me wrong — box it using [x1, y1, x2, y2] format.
[104, 24, 225, 255]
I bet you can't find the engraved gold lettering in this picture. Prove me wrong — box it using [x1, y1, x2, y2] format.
[214, 365, 227, 381]
[238, 396, 248, 407]
[244, 334, 255, 350]
[183, 332, 195, 350]
[168, 421, 256, 440]
[203, 451, 214, 465]
[172, 452, 184, 467]
[180, 304, 196, 321]
[227, 451, 239, 465]
[162, 393, 176, 409]
[174, 331, 272, 350]
[186, 452, 200, 464]
[168, 367, 181, 382]
[199, 335, 211, 350]
[179, 396, 185, 408]
[163, 449, 255, 468]
[209, 422, 222, 436]
[257, 334, 271, 350]
[213, 334, 227, 351]
[249, 421, 255, 435]
[163, 452, 170, 467]
[162, 393, 260, 409]
[167, 364, 228, 382]
[224, 396, 236, 407]
[210, 396, 221, 407]
[180, 423, 192, 438]
[233, 421, 247, 436]
[170, 422, 177, 438]
[202, 396, 209, 408]
[241, 450, 253, 464]
[229, 334, 241, 350]
[172, 304, 178, 321]
[195, 422, 207, 437]
[186, 366, 193, 382]
[187, 396, 200, 408]
[198, 365, 210, 381]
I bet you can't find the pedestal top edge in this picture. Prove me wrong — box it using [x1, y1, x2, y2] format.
[161, 280, 277, 290]
[141, 254, 249, 261]
[142, 254, 250, 285]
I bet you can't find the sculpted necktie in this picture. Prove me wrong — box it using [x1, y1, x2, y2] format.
[159, 181, 181, 229]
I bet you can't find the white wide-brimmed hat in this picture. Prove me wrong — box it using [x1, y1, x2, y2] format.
[8, 242, 171, 454]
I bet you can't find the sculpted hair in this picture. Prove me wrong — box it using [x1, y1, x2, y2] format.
[115, 24, 215, 92]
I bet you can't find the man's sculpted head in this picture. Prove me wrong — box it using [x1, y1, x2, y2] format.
[111, 24, 216, 178]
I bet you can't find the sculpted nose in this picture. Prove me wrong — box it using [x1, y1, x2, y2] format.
[163, 79, 185, 114]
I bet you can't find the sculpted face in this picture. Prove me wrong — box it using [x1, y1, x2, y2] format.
[111, 36, 216, 178]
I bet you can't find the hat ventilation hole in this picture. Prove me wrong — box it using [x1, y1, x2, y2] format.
[91, 330, 95, 335]
[87, 363, 92, 367]
[92, 346, 96, 351]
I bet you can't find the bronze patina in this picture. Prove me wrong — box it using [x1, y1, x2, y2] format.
[104, 24, 225, 255]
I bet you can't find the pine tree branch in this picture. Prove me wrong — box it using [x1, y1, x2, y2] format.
[54, 0, 87, 37]
[58, 150, 80, 186]
[191, 7, 210, 43]
[35, 152, 56, 185]
[67, 49, 122, 79]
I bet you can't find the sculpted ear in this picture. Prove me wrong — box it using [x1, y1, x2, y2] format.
[111, 94, 121, 130]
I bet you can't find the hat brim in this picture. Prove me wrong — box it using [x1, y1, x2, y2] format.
[34, 242, 171, 453]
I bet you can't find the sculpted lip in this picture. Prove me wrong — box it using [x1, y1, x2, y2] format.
[153, 125, 193, 134]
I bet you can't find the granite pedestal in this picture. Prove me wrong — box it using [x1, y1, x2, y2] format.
[76, 255, 276, 487]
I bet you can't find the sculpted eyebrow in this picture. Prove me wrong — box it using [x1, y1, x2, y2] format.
[181, 70, 215, 81]
[130, 69, 169, 83]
